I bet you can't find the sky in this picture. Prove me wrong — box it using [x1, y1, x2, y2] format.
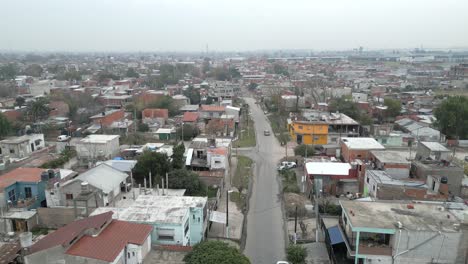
[1, 0, 467, 52]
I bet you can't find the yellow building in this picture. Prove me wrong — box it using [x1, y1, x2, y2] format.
[288, 121, 328, 145]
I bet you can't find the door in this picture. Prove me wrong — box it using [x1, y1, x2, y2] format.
[126, 246, 139, 264]
[31, 143, 35, 152]
[12, 219, 28, 232]
[296, 134, 302, 144]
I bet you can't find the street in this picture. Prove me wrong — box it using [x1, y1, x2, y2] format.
[242, 97, 287, 264]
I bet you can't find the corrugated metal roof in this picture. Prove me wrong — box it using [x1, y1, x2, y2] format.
[76, 164, 128, 193]
[327, 226, 344, 245]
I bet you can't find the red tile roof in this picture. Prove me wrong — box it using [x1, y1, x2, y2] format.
[29, 212, 113, 254]
[66, 220, 152, 262]
[183, 112, 199, 122]
[200, 105, 225, 112]
[0, 168, 44, 191]
[207, 147, 227, 156]
[142, 108, 169, 119]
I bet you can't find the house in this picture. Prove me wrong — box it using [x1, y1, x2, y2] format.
[95, 159, 137, 174]
[369, 150, 410, 179]
[142, 108, 169, 120]
[364, 170, 449, 201]
[179, 104, 199, 113]
[332, 200, 467, 264]
[0, 168, 62, 234]
[49, 101, 70, 117]
[89, 109, 125, 128]
[25, 212, 152, 264]
[172, 94, 190, 107]
[305, 161, 357, 197]
[415, 141, 451, 161]
[340, 137, 385, 162]
[0, 134, 45, 160]
[183, 112, 200, 124]
[90, 195, 208, 246]
[155, 128, 177, 141]
[205, 118, 235, 137]
[199, 105, 226, 120]
[54, 164, 129, 208]
[288, 121, 328, 145]
[225, 105, 241, 122]
[74, 135, 120, 166]
[0, 168, 54, 210]
[207, 147, 228, 170]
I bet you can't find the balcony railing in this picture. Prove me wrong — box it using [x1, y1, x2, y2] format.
[13, 197, 36, 208]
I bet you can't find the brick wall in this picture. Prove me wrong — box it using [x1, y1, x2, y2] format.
[37, 207, 86, 228]
[92, 110, 125, 127]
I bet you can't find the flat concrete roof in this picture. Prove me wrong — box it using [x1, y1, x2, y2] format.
[340, 200, 461, 232]
[367, 170, 425, 187]
[91, 195, 207, 225]
[80, 135, 119, 144]
[420, 142, 450, 152]
[306, 162, 351, 176]
[341, 137, 385, 150]
[370, 150, 410, 164]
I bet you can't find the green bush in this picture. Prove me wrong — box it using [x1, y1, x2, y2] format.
[286, 244, 307, 264]
[294, 144, 315, 157]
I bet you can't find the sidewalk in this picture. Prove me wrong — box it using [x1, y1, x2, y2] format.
[208, 156, 244, 240]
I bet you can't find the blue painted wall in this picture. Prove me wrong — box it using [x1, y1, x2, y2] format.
[3, 180, 46, 209]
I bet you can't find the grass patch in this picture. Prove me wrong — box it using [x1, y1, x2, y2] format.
[234, 115, 256, 148]
[31, 227, 50, 236]
[231, 155, 253, 210]
[280, 170, 300, 193]
[267, 113, 290, 145]
[207, 186, 218, 198]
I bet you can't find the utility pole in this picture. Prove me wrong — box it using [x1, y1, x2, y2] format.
[294, 205, 298, 244]
[226, 190, 229, 238]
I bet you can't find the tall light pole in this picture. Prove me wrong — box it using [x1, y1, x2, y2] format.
[226, 189, 234, 238]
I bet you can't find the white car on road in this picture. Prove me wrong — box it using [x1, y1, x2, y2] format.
[277, 161, 297, 170]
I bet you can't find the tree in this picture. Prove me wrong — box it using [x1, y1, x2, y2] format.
[383, 98, 402, 120]
[434, 96, 468, 139]
[0, 113, 11, 139]
[148, 95, 179, 116]
[137, 122, 149, 132]
[27, 97, 50, 121]
[183, 86, 201, 105]
[133, 151, 171, 184]
[286, 245, 307, 264]
[328, 96, 360, 120]
[24, 64, 43, 77]
[15, 96, 25, 107]
[0, 64, 18, 81]
[172, 144, 185, 169]
[184, 240, 250, 264]
[247, 83, 258, 91]
[294, 144, 315, 157]
[167, 169, 206, 196]
[126, 67, 139, 78]
[0, 81, 16, 97]
[272, 63, 289, 76]
[177, 124, 199, 141]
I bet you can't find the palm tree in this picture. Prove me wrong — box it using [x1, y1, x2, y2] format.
[27, 98, 50, 121]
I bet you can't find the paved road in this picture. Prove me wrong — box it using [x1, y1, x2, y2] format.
[243, 97, 287, 264]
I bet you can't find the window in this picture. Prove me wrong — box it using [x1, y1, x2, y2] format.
[8, 189, 16, 202]
[373, 185, 376, 191]
[132, 252, 135, 257]
[366, 177, 369, 183]
[158, 229, 175, 241]
[298, 126, 303, 129]
[24, 187, 32, 199]
[215, 160, 221, 164]
[66, 193, 74, 200]
[9, 149, 15, 154]
[35, 139, 42, 146]
[128, 253, 130, 259]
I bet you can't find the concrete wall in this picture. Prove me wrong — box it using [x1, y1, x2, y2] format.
[59, 180, 104, 207]
[4, 180, 46, 209]
[189, 206, 206, 245]
[413, 162, 464, 196]
[25, 245, 66, 264]
[37, 207, 86, 228]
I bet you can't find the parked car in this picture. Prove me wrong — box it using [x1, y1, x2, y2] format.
[276, 261, 289, 264]
[264, 130, 271, 136]
[57, 135, 71, 142]
[465, 156, 468, 162]
[277, 161, 297, 170]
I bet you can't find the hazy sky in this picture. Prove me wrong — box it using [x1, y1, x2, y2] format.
[1, 0, 467, 52]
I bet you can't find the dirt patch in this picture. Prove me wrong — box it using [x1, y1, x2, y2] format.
[284, 193, 312, 218]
